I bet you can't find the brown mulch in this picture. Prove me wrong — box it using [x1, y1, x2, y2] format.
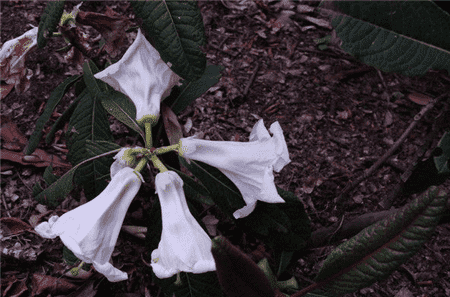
[1, 1, 450, 297]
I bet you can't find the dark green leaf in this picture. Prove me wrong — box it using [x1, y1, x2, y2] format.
[319, 1, 450, 76]
[179, 157, 245, 218]
[37, 0, 65, 48]
[26, 75, 81, 155]
[239, 188, 311, 251]
[43, 165, 59, 185]
[45, 88, 84, 144]
[131, 1, 207, 80]
[34, 163, 77, 208]
[166, 64, 224, 115]
[99, 88, 144, 138]
[67, 85, 113, 200]
[311, 186, 448, 296]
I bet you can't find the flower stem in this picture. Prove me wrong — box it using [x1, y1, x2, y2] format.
[154, 143, 181, 155]
[145, 123, 152, 148]
[134, 157, 148, 173]
[150, 154, 168, 172]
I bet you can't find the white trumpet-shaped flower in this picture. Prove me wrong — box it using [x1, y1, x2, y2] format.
[35, 167, 143, 282]
[151, 171, 216, 278]
[179, 119, 291, 219]
[94, 29, 181, 124]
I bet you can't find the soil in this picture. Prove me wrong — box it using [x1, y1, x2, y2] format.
[1, 1, 450, 297]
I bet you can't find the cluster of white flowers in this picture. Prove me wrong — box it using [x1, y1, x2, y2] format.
[35, 29, 291, 282]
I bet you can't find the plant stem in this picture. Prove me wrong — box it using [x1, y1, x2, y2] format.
[154, 143, 181, 155]
[134, 158, 148, 173]
[150, 154, 168, 172]
[145, 123, 153, 148]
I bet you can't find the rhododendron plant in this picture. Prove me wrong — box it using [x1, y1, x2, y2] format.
[35, 167, 143, 282]
[151, 171, 216, 278]
[178, 119, 291, 218]
[94, 29, 181, 125]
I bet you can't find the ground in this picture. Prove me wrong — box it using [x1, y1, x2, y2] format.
[1, 1, 450, 297]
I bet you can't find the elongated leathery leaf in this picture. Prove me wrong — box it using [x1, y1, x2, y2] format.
[319, 1, 450, 76]
[26, 75, 81, 155]
[38, 0, 65, 48]
[66, 84, 113, 200]
[166, 64, 223, 115]
[310, 186, 447, 296]
[179, 157, 245, 219]
[131, 1, 207, 80]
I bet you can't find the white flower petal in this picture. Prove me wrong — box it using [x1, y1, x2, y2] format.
[179, 119, 291, 218]
[151, 171, 216, 278]
[34, 167, 142, 282]
[94, 29, 180, 122]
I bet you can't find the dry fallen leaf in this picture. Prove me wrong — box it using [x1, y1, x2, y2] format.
[76, 6, 131, 58]
[408, 92, 432, 105]
[31, 274, 77, 296]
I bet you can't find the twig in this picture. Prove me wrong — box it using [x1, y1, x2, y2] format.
[243, 62, 260, 97]
[377, 69, 388, 90]
[334, 91, 450, 205]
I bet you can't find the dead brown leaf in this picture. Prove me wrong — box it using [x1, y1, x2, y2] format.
[31, 274, 77, 297]
[76, 6, 131, 58]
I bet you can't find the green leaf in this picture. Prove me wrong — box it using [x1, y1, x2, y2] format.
[85, 140, 121, 156]
[276, 250, 294, 278]
[434, 131, 450, 174]
[257, 258, 278, 290]
[63, 246, 78, 266]
[37, 0, 65, 48]
[179, 157, 245, 218]
[311, 186, 448, 296]
[100, 88, 145, 138]
[43, 165, 59, 185]
[239, 188, 311, 251]
[45, 88, 84, 144]
[277, 276, 299, 294]
[34, 163, 77, 207]
[67, 85, 114, 200]
[319, 0, 450, 76]
[166, 64, 224, 115]
[26, 75, 81, 155]
[131, 0, 207, 80]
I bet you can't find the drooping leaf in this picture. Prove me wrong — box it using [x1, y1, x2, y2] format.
[131, 0, 207, 80]
[166, 64, 224, 115]
[212, 236, 274, 297]
[310, 186, 447, 296]
[319, 0, 450, 76]
[37, 0, 65, 48]
[179, 157, 245, 219]
[66, 83, 114, 200]
[26, 75, 81, 155]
